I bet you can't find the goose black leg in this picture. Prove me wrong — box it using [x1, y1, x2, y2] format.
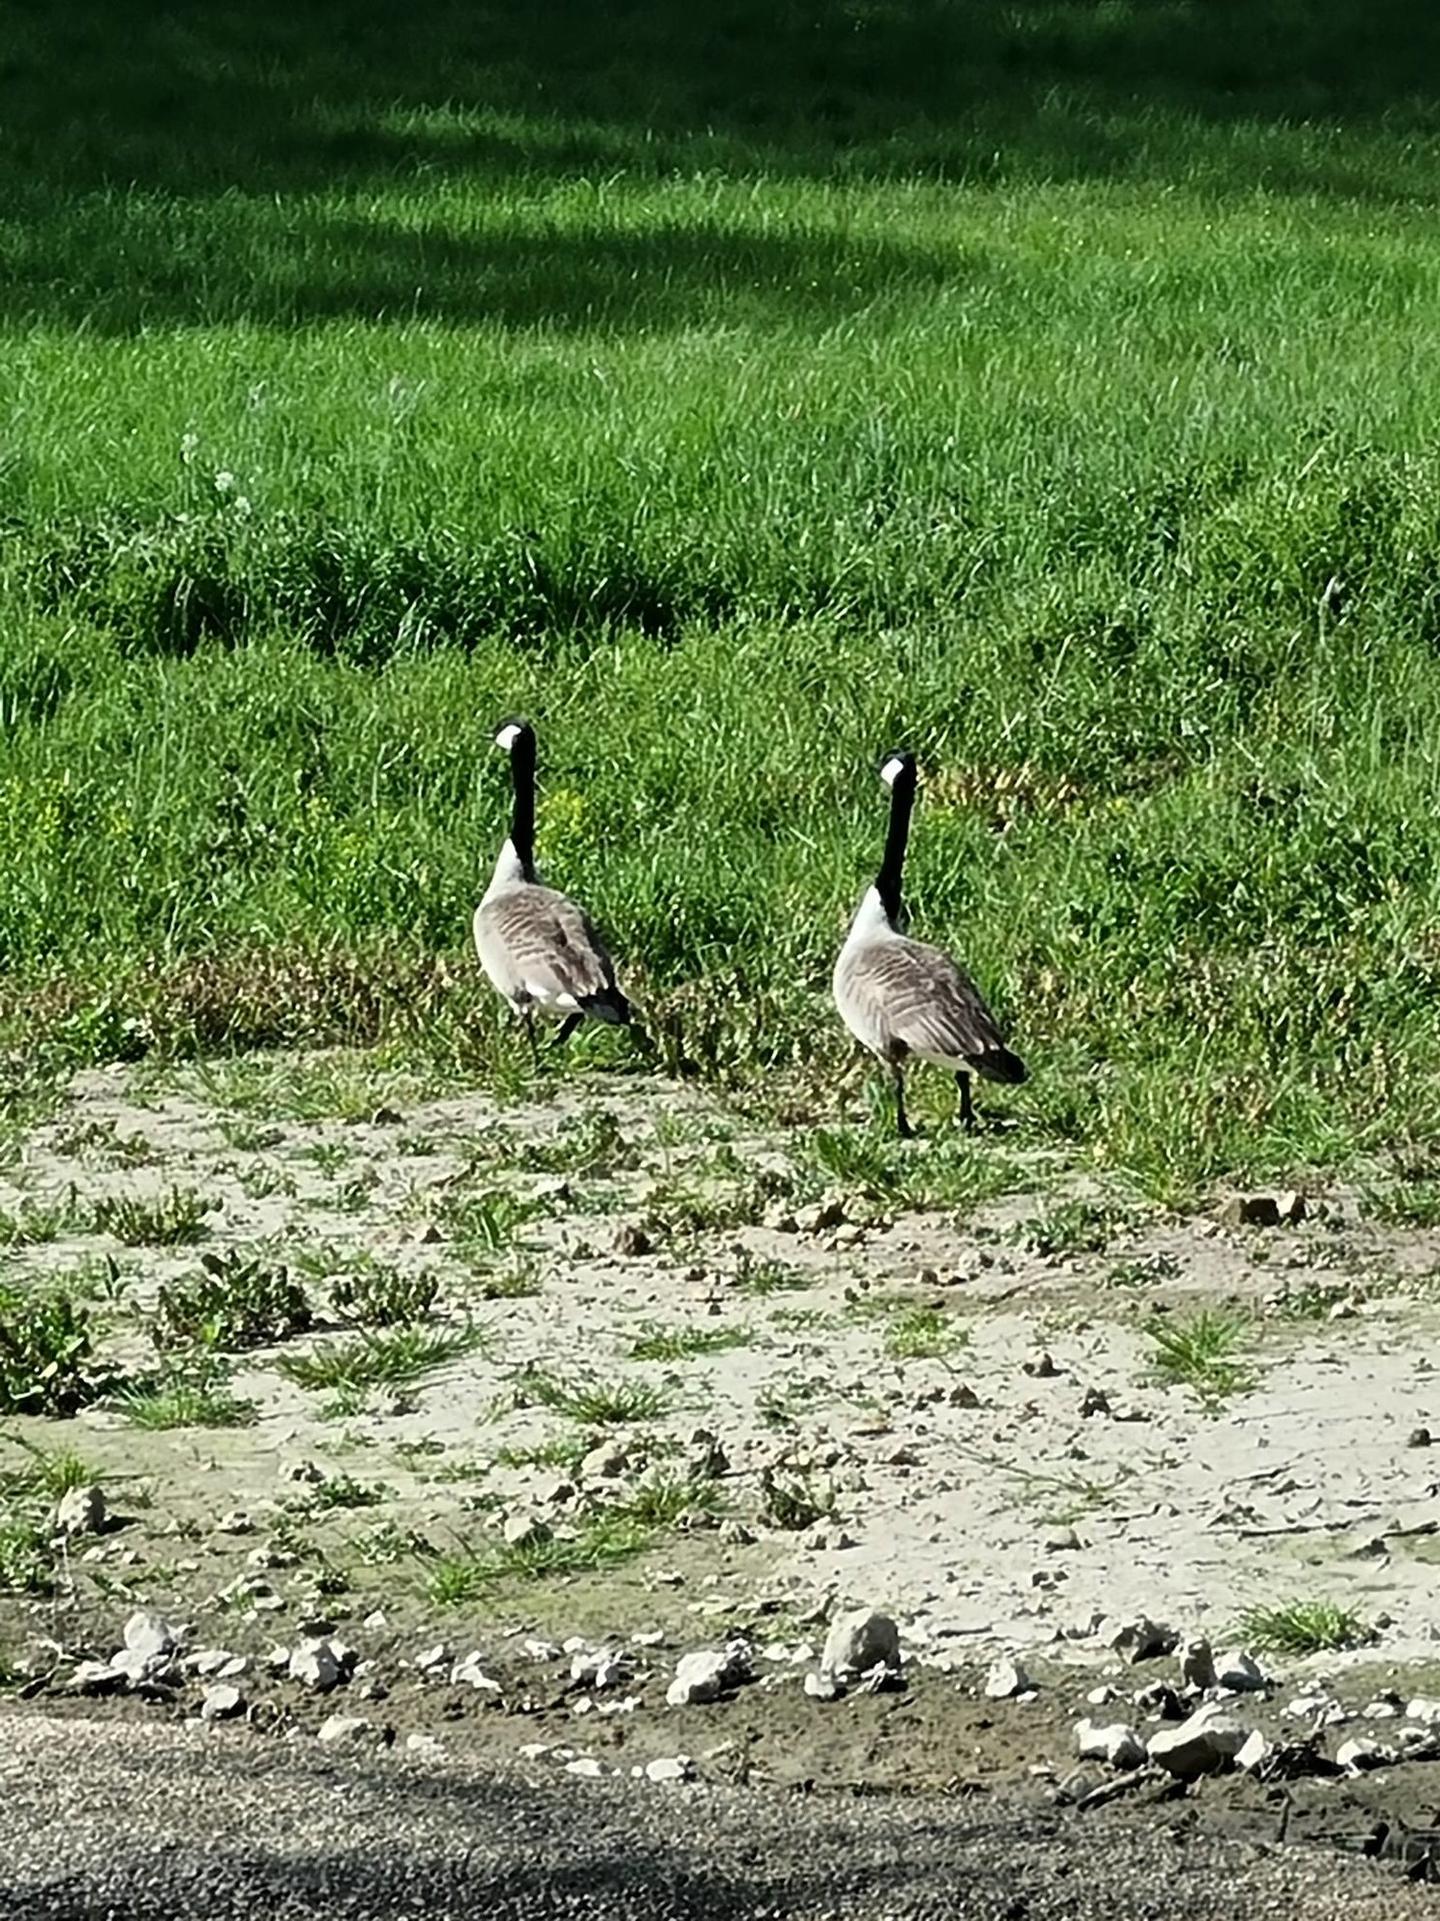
[521, 1008, 539, 1070]
[956, 1071, 976, 1133]
[892, 1063, 914, 1141]
[553, 1012, 583, 1049]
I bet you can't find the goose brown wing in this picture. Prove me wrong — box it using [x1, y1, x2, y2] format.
[476, 885, 618, 1006]
[853, 936, 1009, 1063]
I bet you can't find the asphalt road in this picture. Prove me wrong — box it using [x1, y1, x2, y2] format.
[2, 1713, 1434, 1921]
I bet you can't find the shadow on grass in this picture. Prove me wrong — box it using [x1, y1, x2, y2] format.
[4, 0, 1440, 332]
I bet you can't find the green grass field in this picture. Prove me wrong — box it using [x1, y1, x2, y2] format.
[4, 1, 1440, 1195]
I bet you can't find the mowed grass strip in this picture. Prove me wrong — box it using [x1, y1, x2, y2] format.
[3, 3, 1440, 1196]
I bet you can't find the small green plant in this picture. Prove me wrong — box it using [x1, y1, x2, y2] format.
[116, 1349, 257, 1429]
[1366, 1181, 1440, 1229]
[153, 1250, 312, 1351]
[493, 1433, 588, 1474]
[0, 1190, 86, 1248]
[617, 1470, 726, 1527]
[1146, 1308, 1255, 1406]
[1236, 1600, 1375, 1655]
[731, 1251, 811, 1296]
[1020, 1199, 1129, 1258]
[514, 1367, 667, 1425]
[429, 1511, 651, 1601]
[629, 1323, 751, 1362]
[308, 1473, 384, 1510]
[53, 1120, 156, 1166]
[473, 1263, 543, 1301]
[882, 1305, 968, 1361]
[354, 1520, 434, 1565]
[277, 1324, 485, 1396]
[302, 1141, 352, 1175]
[805, 1128, 903, 1201]
[439, 1190, 539, 1254]
[94, 1185, 211, 1247]
[528, 1110, 637, 1177]
[0, 1284, 115, 1415]
[330, 1266, 437, 1328]
[0, 1434, 97, 1501]
[0, 1517, 53, 1595]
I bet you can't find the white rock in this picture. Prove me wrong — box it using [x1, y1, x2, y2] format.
[804, 1670, 841, 1701]
[665, 1641, 752, 1707]
[200, 1684, 245, 1721]
[317, 1714, 373, 1746]
[66, 1660, 124, 1694]
[451, 1651, 502, 1693]
[1406, 1697, 1440, 1726]
[1362, 1700, 1400, 1720]
[1146, 1704, 1247, 1780]
[502, 1510, 551, 1550]
[363, 1610, 387, 1631]
[1285, 1692, 1344, 1723]
[111, 1647, 170, 1686]
[570, 1649, 632, 1691]
[984, 1658, 1032, 1701]
[564, 1756, 604, 1778]
[184, 1648, 242, 1678]
[1235, 1729, 1269, 1772]
[819, 1609, 900, 1682]
[645, 1755, 693, 1783]
[580, 1441, 628, 1481]
[288, 1639, 343, 1693]
[215, 1509, 254, 1535]
[1042, 1525, 1080, 1553]
[1075, 1719, 1145, 1769]
[1214, 1650, 1267, 1693]
[406, 1733, 445, 1758]
[1085, 1685, 1118, 1707]
[1336, 1736, 1398, 1773]
[122, 1610, 180, 1667]
[55, 1484, 107, 1537]
[413, 1643, 450, 1672]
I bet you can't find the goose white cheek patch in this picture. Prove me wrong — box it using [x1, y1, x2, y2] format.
[880, 756, 908, 787]
[495, 724, 522, 751]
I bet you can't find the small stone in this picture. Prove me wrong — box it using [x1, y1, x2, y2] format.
[185, 1648, 242, 1678]
[1043, 1525, 1080, 1553]
[804, 1670, 841, 1701]
[1407, 1427, 1432, 1449]
[645, 1755, 693, 1783]
[215, 1509, 254, 1535]
[261, 1643, 292, 1676]
[1074, 1719, 1145, 1770]
[580, 1440, 629, 1481]
[1235, 1729, 1269, 1772]
[1085, 1685, 1118, 1707]
[1214, 1650, 1267, 1694]
[502, 1511, 551, 1551]
[122, 1610, 180, 1669]
[1275, 1191, 1307, 1225]
[1179, 1637, 1217, 1692]
[1107, 1615, 1177, 1664]
[763, 1205, 799, 1234]
[406, 1733, 445, 1758]
[1285, 1693, 1346, 1726]
[665, 1640, 752, 1707]
[1079, 1388, 1111, 1419]
[413, 1643, 450, 1673]
[1362, 1699, 1400, 1720]
[613, 1223, 652, 1257]
[718, 1519, 756, 1547]
[414, 1222, 444, 1245]
[66, 1660, 124, 1696]
[451, 1650, 502, 1693]
[288, 1639, 344, 1693]
[55, 1484, 107, 1537]
[1023, 1351, 1059, 1378]
[984, 1657, 1032, 1701]
[1222, 1194, 1281, 1228]
[1147, 1704, 1247, 1780]
[819, 1609, 901, 1682]
[371, 1106, 404, 1126]
[278, 1459, 326, 1486]
[1406, 1698, 1440, 1725]
[570, 1648, 632, 1692]
[317, 1714, 373, 1746]
[362, 1609, 387, 1632]
[1336, 1736, 1398, 1773]
[200, 1683, 245, 1722]
[1133, 1682, 1184, 1721]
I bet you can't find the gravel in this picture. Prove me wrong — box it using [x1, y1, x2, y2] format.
[1, 1712, 1434, 1921]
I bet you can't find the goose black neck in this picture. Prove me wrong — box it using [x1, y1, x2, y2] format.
[509, 731, 537, 878]
[876, 769, 915, 923]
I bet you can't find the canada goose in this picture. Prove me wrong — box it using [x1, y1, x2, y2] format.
[474, 720, 632, 1061]
[833, 751, 1026, 1139]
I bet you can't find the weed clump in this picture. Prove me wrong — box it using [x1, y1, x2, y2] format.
[0, 1284, 114, 1415]
[153, 1250, 312, 1351]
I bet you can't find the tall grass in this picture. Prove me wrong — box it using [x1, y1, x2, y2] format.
[3, 2, 1440, 1195]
